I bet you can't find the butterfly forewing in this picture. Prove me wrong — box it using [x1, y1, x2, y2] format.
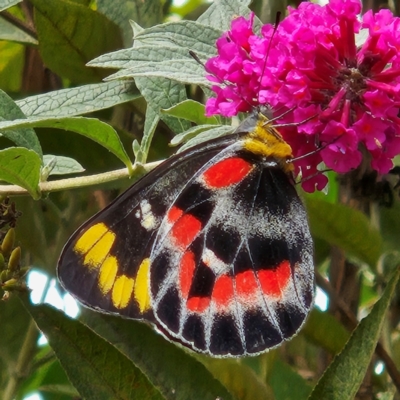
[58, 134, 240, 321]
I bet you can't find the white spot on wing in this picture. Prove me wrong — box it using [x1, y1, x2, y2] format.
[142, 213, 157, 230]
[135, 200, 157, 230]
[202, 248, 230, 276]
[141, 201, 152, 213]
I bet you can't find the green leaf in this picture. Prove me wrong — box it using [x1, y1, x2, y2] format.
[70, 0, 91, 4]
[131, 76, 191, 161]
[302, 309, 349, 355]
[199, 357, 272, 400]
[0, 148, 41, 198]
[31, 0, 123, 83]
[17, 81, 140, 118]
[177, 125, 234, 152]
[82, 312, 234, 400]
[133, 20, 221, 56]
[18, 352, 77, 400]
[305, 197, 382, 267]
[380, 201, 400, 252]
[197, 0, 257, 31]
[97, 0, 163, 47]
[0, 15, 38, 44]
[0, 117, 132, 172]
[106, 58, 210, 86]
[42, 155, 85, 176]
[89, 45, 204, 70]
[38, 383, 80, 397]
[309, 268, 400, 400]
[269, 360, 312, 400]
[0, 89, 42, 156]
[136, 105, 159, 164]
[22, 300, 164, 400]
[0, 41, 24, 92]
[170, 124, 229, 147]
[98, 20, 222, 87]
[162, 100, 219, 125]
[135, 76, 191, 134]
[0, 0, 22, 12]
[132, 139, 141, 159]
[89, 21, 209, 137]
[0, 294, 36, 395]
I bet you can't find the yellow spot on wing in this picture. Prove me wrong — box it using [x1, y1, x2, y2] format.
[75, 223, 108, 253]
[98, 255, 118, 295]
[112, 275, 135, 309]
[74, 223, 116, 269]
[135, 258, 151, 313]
[141, 214, 156, 230]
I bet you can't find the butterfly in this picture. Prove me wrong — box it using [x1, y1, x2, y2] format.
[58, 110, 314, 357]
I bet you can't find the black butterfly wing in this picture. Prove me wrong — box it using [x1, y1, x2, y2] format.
[57, 133, 241, 321]
[148, 143, 314, 356]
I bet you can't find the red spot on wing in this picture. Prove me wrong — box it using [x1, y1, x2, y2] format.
[167, 206, 183, 224]
[258, 261, 291, 298]
[202, 157, 252, 188]
[170, 214, 201, 249]
[212, 274, 234, 307]
[236, 270, 258, 300]
[179, 251, 196, 299]
[187, 296, 210, 313]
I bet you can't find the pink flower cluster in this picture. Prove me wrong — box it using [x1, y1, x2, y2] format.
[205, 0, 400, 192]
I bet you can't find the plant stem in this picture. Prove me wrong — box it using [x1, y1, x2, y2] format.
[0, 161, 162, 197]
[3, 320, 39, 400]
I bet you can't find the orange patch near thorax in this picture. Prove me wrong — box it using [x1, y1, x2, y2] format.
[202, 157, 252, 188]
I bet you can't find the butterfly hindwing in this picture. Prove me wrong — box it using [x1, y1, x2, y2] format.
[148, 139, 313, 356]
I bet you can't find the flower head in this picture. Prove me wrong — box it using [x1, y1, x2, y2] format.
[205, 0, 400, 192]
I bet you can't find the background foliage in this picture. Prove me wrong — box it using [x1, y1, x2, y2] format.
[0, 0, 399, 399]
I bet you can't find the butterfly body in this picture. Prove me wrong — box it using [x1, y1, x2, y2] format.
[58, 112, 314, 357]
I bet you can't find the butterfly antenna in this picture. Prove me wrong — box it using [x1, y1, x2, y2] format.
[191, 12, 284, 120]
[190, 13, 280, 113]
[294, 168, 332, 186]
[189, 50, 205, 68]
[287, 134, 345, 167]
[255, 11, 281, 105]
